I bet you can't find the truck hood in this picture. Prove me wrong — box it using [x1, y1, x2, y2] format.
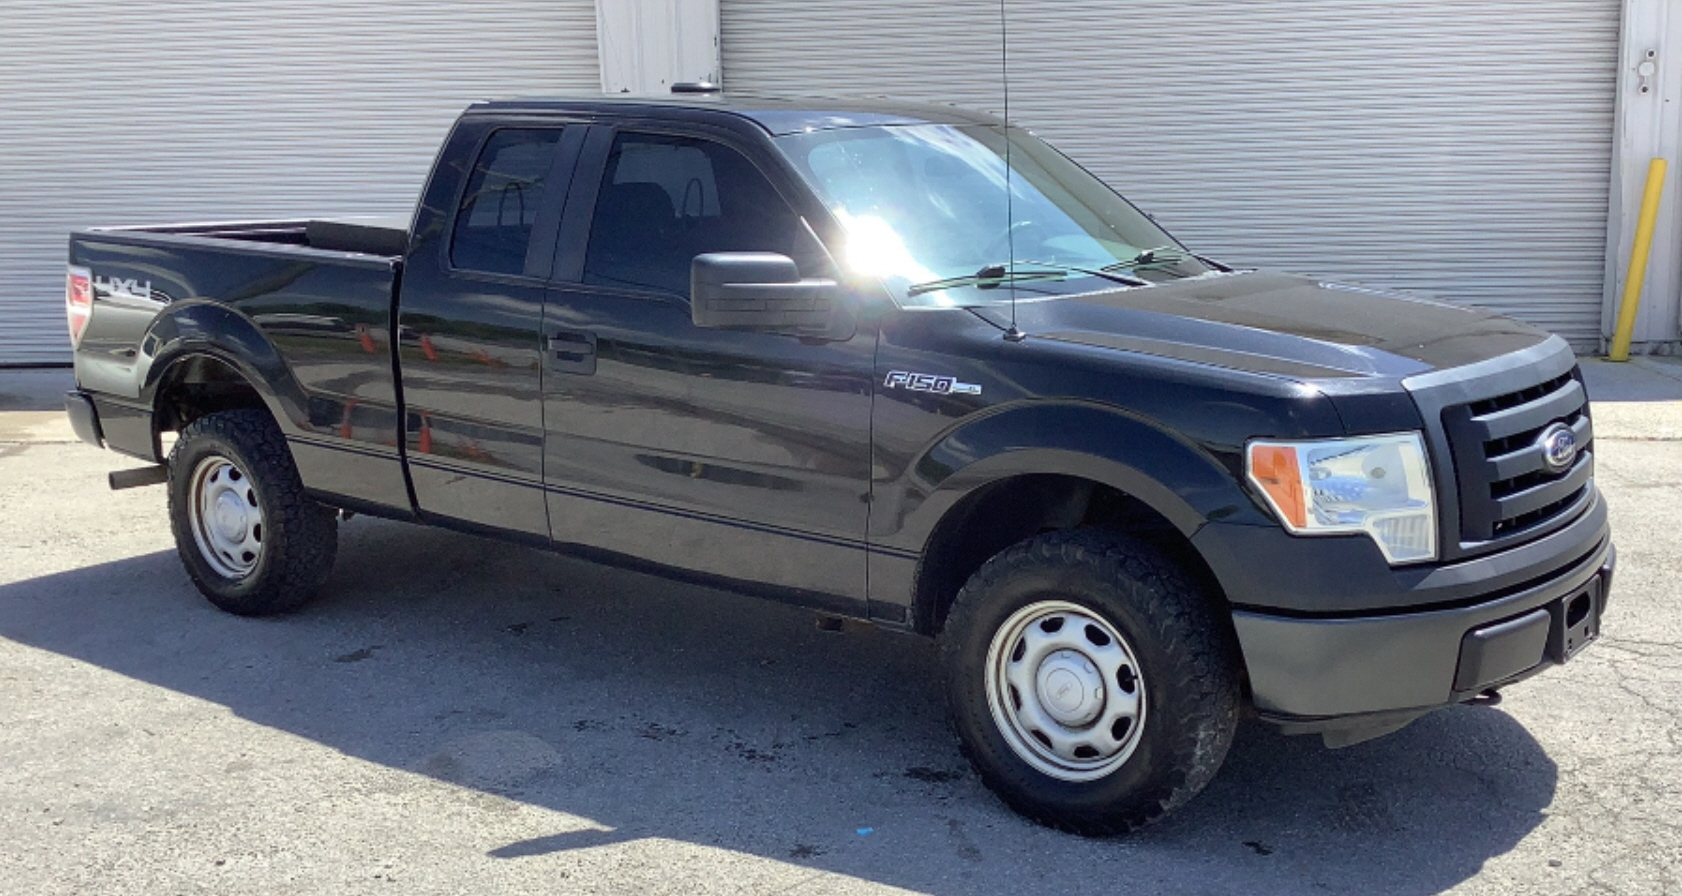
[1008, 270, 1555, 381]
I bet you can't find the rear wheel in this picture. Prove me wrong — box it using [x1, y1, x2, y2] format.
[167, 409, 337, 615]
[941, 528, 1240, 834]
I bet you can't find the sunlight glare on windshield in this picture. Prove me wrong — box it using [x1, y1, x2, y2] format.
[834, 209, 950, 301]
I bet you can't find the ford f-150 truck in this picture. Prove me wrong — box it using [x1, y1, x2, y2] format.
[64, 92, 1612, 834]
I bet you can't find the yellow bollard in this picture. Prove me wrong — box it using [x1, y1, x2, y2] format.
[1609, 158, 1669, 361]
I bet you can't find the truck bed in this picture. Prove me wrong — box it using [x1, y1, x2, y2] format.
[69, 215, 411, 516]
[91, 215, 410, 259]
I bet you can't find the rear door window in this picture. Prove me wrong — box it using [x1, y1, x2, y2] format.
[450, 128, 565, 276]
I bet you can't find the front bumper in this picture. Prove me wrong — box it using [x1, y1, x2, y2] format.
[1200, 489, 1612, 734]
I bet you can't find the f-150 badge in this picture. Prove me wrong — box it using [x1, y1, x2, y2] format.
[884, 370, 982, 395]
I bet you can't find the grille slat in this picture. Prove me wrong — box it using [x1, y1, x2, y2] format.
[1474, 378, 1585, 441]
[1442, 366, 1591, 545]
[1492, 455, 1593, 518]
[1483, 443, 1547, 481]
[1465, 371, 1575, 417]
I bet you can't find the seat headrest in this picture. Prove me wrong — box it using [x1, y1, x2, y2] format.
[603, 181, 675, 223]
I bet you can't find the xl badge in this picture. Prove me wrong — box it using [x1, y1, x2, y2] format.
[884, 370, 981, 396]
[1537, 422, 1578, 473]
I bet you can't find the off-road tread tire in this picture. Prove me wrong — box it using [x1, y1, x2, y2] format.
[167, 409, 337, 616]
[940, 528, 1241, 835]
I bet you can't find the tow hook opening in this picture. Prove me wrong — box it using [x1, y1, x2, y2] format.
[1565, 593, 1592, 628]
[1467, 688, 1503, 707]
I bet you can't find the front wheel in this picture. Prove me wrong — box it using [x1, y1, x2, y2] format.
[167, 409, 337, 615]
[940, 529, 1240, 834]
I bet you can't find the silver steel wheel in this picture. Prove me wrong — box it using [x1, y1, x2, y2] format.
[186, 455, 264, 580]
[984, 599, 1147, 781]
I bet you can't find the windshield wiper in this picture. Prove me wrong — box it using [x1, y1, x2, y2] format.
[1020, 261, 1147, 288]
[1101, 245, 1192, 273]
[907, 261, 1143, 297]
[907, 264, 1070, 297]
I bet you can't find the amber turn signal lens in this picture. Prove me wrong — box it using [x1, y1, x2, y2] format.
[1248, 444, 1306, 528]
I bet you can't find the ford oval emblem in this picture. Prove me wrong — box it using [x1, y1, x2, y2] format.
[1538, 422, 1578, 473]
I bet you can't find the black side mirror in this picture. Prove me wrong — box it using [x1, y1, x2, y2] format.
[691, 253, 842, 332]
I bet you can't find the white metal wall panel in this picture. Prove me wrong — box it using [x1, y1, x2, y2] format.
[598, 0, 721, 95]
[0, 0, 599, 365]
[722, 1, 1620, 347]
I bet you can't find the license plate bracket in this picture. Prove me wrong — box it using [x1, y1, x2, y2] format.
[1547, 576, 1602, 663]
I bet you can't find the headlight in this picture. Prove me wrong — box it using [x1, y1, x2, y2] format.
[1245, 432, 1437, 564]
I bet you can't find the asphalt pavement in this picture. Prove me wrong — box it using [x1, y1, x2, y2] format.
[2, 358, 1679, 895]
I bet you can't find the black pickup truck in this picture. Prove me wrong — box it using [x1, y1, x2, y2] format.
[64, 92, 1612, 834]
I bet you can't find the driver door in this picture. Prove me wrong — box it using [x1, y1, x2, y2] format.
[539, 125, 876, 611]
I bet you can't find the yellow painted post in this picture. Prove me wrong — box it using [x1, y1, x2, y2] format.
[1609, 158, 1669, 361]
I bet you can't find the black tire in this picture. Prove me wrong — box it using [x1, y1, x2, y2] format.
[167, 408, 337, 615]
[940, 528, 1240, 835]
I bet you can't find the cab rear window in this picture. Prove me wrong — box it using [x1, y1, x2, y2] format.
[450, 129, 564, 276]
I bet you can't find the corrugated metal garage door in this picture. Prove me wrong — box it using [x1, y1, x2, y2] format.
[722, 1, 1620, 347]
[0, 0, 599, 365]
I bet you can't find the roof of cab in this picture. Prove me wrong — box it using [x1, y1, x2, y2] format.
[466, 92, 1004, 136]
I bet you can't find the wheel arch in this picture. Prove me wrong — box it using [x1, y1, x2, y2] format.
[140, 301, 312, 455]
[895, 403, 1259, 636]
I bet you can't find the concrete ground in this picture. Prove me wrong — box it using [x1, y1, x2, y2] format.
[1, 359, 1679, 896]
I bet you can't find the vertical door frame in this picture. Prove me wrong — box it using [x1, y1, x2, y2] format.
[1604, 0, 1682, 353]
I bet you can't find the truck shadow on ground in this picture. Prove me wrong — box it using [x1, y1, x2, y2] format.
[1, 518, 1560, 896]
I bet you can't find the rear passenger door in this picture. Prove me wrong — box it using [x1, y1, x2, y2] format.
[540, 125, 875, 610]
[397, 121, 582, 536]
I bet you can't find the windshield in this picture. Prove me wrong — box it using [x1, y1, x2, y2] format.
[775, 124, 1210, 307]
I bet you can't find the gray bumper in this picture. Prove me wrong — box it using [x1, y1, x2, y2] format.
[1230, 494, 1612, 727]
[65, 390, 104, 447]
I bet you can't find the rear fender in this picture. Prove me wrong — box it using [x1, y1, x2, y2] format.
[138, 300, 310, 436]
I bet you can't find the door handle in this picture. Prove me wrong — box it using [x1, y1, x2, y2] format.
[548, 329, 597, 375]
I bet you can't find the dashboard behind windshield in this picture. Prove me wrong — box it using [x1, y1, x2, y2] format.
[774, 123, 1209, 307]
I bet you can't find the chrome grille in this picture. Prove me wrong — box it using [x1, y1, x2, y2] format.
[1441, 367, 1593, 543]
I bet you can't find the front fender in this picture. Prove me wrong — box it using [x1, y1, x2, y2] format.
[875, 400, 1269, 554]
